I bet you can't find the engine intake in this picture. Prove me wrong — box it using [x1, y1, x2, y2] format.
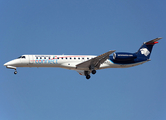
[113, 52, 137, 61]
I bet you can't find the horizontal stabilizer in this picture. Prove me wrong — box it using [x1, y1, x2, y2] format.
[145, 37, 162, 45]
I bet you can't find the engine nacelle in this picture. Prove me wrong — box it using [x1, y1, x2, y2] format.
[113, 52, 137, 61]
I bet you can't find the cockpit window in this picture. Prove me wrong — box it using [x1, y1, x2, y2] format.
[18, 56, 26, 59]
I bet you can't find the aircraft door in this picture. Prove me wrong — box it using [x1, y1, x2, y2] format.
[29, 55, 34, 64]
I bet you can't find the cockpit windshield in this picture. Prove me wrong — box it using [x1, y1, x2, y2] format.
[18, 56, 26, 59]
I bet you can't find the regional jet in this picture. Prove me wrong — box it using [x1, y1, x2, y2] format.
[4, 38, 162, 79]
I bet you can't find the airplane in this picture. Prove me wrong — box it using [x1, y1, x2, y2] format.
[4, 37, 162, 79]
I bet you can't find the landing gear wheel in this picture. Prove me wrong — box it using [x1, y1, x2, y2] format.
[14, 71, 17, 74]
[86, 75, 91, 79]
[92, 70, 96, 74]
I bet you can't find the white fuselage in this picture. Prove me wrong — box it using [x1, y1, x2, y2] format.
[4, 54, 147, 71]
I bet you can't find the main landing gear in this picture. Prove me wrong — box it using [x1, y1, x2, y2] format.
[86, 75, 91, 79]
[92, 70, 96, 74]
[85, 70, 97, 79]
[85, 71, 90, 80]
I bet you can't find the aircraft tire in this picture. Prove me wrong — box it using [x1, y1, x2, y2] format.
[86, 75, 91, 79]
[92, 70, 96, 74]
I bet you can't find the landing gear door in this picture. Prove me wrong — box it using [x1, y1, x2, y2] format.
[29, 55, 34, 64]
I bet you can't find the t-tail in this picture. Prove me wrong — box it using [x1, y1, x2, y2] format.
[136, 37, 162, 61]
[111, 37, 162, 64]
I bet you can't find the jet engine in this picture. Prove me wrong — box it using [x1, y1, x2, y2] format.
[113, 52, 137, 61]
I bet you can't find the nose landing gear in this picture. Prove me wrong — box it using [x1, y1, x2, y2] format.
[14, 70, 17, 74]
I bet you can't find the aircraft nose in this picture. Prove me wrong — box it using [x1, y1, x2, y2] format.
[4, 59, 19, 66]
[4, 61, 13, 66]
[4, 62, 9, 66]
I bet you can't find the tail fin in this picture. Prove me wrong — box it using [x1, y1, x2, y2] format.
[136, 37, 162, 60]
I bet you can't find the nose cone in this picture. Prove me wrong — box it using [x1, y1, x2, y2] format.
[4, 62, 9, 66]
[4, 59, 20, 66]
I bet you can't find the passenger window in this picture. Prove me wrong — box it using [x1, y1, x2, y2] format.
[57, 57, 59, 59]
[74, 58, 76, 59]
[40, 57, 42, 59]
[36, 57, 38, 59]
[61, 57, 63, 59]
[87, 58, 89, 59]
[78, 58, 80, 60]
[70, 57, 72, 59]
[66, 57, 67, 59]
[82, 58, 84, 59]
[44, 57, 46, 59]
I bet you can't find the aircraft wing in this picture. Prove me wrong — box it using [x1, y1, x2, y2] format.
[76, 50, 116, 70]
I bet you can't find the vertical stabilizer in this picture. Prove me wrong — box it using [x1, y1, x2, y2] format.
[136, 37, 162, 60]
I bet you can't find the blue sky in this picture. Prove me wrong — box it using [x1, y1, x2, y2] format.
[1, 0, 166, 120]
